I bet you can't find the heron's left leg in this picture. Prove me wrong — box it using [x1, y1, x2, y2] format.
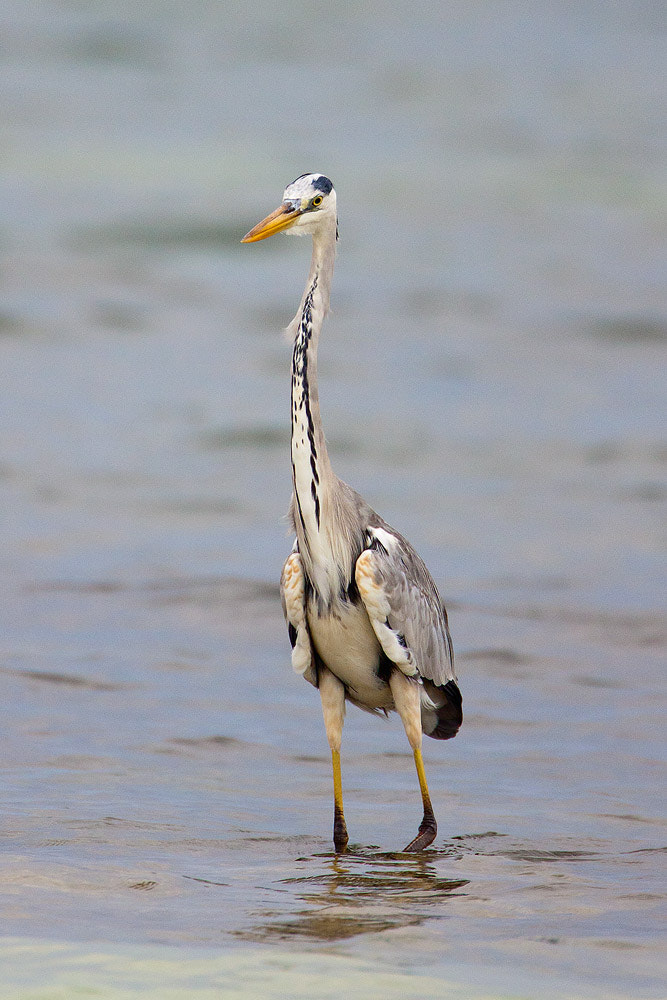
[318, 666, 348, 853]
[389, 670, 437, 851]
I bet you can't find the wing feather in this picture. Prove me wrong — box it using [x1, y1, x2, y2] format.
[280, 544, 317, 687]
[354, 524, 455, 688]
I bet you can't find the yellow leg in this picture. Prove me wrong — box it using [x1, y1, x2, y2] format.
[331, 747, 348, 852]
[403, 746, 437, 851]
[319, 668, 349, 852]
[414, 746, 433, 813]
[389, 671, 438, 851]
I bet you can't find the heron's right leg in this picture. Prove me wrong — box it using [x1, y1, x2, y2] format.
[318, 666, 348, 852]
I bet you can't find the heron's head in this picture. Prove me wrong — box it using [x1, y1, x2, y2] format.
[241, 173, 337, 243]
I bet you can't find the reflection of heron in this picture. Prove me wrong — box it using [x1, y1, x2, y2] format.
[243, 174, 462, 852]
[268, 851, 470, 941]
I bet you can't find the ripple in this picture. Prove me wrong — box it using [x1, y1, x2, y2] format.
[587, 315, 667, 344]
[237, 912, 424, 940]
[199, 425, 286, 451]
[498, 849, 600, 863]
[71, 218, 243, 252]
[0, 667, 124, 691]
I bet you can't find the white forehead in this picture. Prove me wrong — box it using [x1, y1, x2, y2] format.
[283, 173, 333, 201]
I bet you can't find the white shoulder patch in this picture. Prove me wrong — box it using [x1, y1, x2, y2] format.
[369, 526, 399, 551]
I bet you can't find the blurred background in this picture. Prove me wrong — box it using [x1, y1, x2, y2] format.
[0, 2, 665, 998]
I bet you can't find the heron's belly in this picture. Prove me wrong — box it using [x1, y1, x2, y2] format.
[307, 602, 394, 710]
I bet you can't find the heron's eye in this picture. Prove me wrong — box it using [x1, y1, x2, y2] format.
[312, 195, 323, 207]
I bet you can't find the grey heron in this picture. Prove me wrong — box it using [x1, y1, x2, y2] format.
[242, 173, 462, 852]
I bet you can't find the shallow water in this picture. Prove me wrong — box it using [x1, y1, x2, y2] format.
[1, 1, 666, 998]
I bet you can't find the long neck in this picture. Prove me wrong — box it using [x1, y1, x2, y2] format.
[290, 218, 338, 595]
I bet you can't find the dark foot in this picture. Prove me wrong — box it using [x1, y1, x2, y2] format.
[403, 811, 437, 852]
[333, 807, 349, 853]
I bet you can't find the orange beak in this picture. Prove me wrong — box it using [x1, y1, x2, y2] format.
[241, 203, 302, 243]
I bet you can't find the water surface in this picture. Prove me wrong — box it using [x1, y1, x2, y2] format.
[0, 1, 665, 997]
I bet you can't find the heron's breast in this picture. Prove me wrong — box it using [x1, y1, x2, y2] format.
[307, 600, 394, 710]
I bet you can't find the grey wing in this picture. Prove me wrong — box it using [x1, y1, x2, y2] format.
[280, 542, 317, 687]
[355, 523, 462, 740]
[355, 525, 455, 687]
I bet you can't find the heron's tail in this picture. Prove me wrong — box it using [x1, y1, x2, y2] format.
[420, 679, 463, 740]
